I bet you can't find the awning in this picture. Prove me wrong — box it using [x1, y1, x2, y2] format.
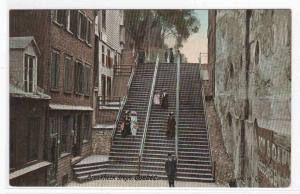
[10, 161, 51, 180]
[49, 104, 93, 111]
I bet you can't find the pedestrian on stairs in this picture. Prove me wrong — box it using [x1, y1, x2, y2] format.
[166, 112, 175, 139]
[165, 153, 177, 187]
[169, 48, 174, 63]
[164, 49, 169, 63]
[122, 110, 131, 137]
[130, 111, 138, 139]
[160, 89, 168, 109]
[137, 49, 145, 65]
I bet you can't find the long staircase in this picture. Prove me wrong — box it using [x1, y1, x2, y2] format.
[73, 60, 214, 183]
[140, 63, 177, 178]
[73, 63, 156, 181]
[107, 63, 156, 176]
[177, 63, 214, 182]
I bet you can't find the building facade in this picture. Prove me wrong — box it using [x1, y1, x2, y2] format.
[95, 10, 125, 104]
[9, 37, 51, 186]
[10, 10, 95, 185]
[208, 10, 291, 187]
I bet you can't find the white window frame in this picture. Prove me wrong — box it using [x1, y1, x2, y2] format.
[66, 10, 71, 33]
[77, 11, 85, 39]
[23, 54, 36, 93]
[86, 17, 92, 45]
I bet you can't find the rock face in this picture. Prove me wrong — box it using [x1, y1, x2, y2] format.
[211, 10, 291, 187]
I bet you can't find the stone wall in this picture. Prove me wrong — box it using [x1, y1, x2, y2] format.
[212, 10, 291, 187]
[81, 142, 92, 158]
[91, 129, 113, 155]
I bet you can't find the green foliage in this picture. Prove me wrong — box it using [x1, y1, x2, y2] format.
[125, 10, 200, 49]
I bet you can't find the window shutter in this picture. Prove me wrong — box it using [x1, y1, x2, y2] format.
[55, 53, 60, 89]
[69, 61, 74, 92]
[51, 52, 56, 89]
[64, 57, 68, 92]
[79, 63, 84, 94]
[74, 61, 78, 93]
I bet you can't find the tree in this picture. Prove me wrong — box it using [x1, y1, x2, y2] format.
[124, 10, 200, 49]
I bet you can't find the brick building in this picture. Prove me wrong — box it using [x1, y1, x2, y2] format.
[10, 10, 95, 185]
[9, 37, 51, 186]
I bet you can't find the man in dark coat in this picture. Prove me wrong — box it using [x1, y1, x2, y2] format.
[166, 112, 175, 139]
[165, 153, 177, 187]
[137, 49, 145, 65]
[122, 110, 131, 137]
[169, 48, 174, 63]
[160, 89, 168, 109]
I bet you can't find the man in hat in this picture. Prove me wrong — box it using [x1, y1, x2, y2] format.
[165, 153, 177, 187]
[160, 89, 168, 109]
[137, 48, 145, 65]
[169, 48, 174, 63]
[122, 110, 131, 137]
[166, 112, 176, 139]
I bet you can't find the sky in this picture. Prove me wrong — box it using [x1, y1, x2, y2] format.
[165, 10, 208, 63]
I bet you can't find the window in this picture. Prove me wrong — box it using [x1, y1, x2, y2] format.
[107, 77, 112, 100]
[51, 50, 60, 90]
[57, 10, 67, 26]
[24, 54, 35, 92]
[102, 10, 106, 30]
[64, 55, 74, 93]
[52, 10, 67, 26]
[107, 49, 111, 68]
[74, 61, 84, 94]
[79, 12, 87, 40]
[101, 75, 106, 101]
[27, 117, 40, 162]
[48, 116, 59, 163]
[114, 54, 117, 67]
[101, 45, 105, 66]
[83, 64, 91, 96]
[69, 10, 78, 34]
[83, 114, 90, 141]
[60, 116, 70, 155]
[86, 19, 92, 44]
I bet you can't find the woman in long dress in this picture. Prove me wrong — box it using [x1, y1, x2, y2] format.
[130, 111, 138, 138]
[154, 90, 161, 105]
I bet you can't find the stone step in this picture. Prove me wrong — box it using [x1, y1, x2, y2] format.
[143, 148, 175, 155]
[109, 155, 138, 161]
[73, 162, 109, 171]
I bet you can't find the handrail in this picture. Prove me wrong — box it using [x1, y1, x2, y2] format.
[175, 56, 180, 161]
[110, 67, 135, 146]
[198, 64, 215, 181]
[138, 55, 160, 175]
